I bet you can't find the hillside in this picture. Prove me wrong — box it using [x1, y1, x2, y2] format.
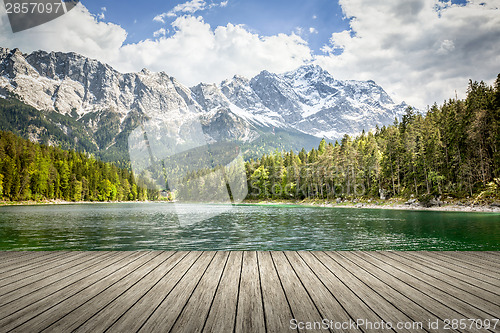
[1, 47, 411, 163]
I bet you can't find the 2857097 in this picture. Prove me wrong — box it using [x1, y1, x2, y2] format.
[4, 2, 64, 14]
[443, 319, 498, 330]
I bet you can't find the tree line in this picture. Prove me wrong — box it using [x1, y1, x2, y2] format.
[1, 75, 498, 203]
[0, 131, 156, 202]
[245, 75, 500, 202]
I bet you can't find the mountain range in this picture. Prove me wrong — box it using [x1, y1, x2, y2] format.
[0, 47, 410, 162]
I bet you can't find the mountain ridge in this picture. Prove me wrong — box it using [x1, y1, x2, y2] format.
[0, 46, 411, 162]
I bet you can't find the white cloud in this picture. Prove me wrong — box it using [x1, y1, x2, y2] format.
[154, 0, 229, 22]
[0, 5, 310, 86]
[172, 0, 207, 14]
[116, 16, 312, 85]
[315, 0, 500, 108]
[312, 15, 317, 19]
[309, 27, 318, 34]
[1, 1, 498, 108]
[0, 3, 126, 64]
[98, 7, 107, 20]
[153, 14, 166, 23]
[153, 28, 167, 38]
[437, 39, 455, 54]
[321, 30, 351, 54]
[155, 0, 207, 21]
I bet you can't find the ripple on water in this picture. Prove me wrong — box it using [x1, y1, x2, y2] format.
[0, 203, 498, 250]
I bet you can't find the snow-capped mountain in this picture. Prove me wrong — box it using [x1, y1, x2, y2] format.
[0, 47, 410, 159]
[222, 65, 409, 139]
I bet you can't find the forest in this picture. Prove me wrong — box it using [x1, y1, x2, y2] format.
[0, 75, 499, 203]
[0, 131, 156, 202]
[244, 75, 500, 202]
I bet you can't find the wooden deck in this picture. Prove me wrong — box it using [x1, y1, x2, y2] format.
[0, 251, 498, 333]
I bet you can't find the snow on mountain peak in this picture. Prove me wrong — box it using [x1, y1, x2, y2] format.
[0, 47, 411, 142]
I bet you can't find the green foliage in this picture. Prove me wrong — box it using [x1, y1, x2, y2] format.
[242, 74, 500, 201]
[0, 97, 97, 153]
[0, 130, 153, 202]
[1, 74, 498, 203]
[0, 96, 144, 167]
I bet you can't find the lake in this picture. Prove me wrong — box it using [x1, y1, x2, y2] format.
[0, 203, 499, 251]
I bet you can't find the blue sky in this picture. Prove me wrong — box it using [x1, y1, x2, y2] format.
[84, 0, 350, 55]
[1, 0, 498, 108]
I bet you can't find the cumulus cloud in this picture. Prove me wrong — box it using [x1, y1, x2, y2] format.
[1, 0, 498, 108]
[315, 0, 500, 107]
[153, 28, 167, 38]
[171, 0, 207, 14]
[0, 5, 310, 85]
[154, 0, 229, 22]
[154, 0, 208, 21]
[116, 16, 312, 85]
[0, 3, 126, 64]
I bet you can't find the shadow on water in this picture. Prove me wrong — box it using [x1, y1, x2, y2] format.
[0, 203, 499, 251]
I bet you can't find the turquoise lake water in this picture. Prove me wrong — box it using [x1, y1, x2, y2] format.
[0, 203, 499, 251]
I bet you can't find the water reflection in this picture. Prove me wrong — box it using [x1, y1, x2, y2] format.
[0, 203, 499, 251]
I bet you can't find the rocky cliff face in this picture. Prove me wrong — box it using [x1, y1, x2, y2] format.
[0, 47, 410, 158]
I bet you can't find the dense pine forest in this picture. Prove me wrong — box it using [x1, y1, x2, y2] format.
[244, 75, 500, 202]
[0, 75, 498, 204]
[0, 131, 155, 202]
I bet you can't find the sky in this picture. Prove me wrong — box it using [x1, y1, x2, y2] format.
[0, 0, 499, 109]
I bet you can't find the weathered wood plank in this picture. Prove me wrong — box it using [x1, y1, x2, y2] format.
[454, 252, 500, 264]
[0, 252, 43, 269]
[0, 251, 99, 294]
[234, 251, 266, 333]
[341, 252, 462, 333]
[402, 252, 500, 292]
[137, 251, 217, 333]
[68, 252, 185, 333]
[451, 251, 500, 265]
[340, 251, 439, 333]
[257, 251, 295, 333]
[271, 251, 328, 333]
[2, 251, 147, 332]
[379, 251, 500, 316]
[0, 251, 70, 279]
[284, 251, 360, 333]
[34, 251, 163, 332]
[320, 252, 423, 333]
[0, 251, 117, 311]
[355, 252, 496, 323]
[169, 251, 229, 333]
[297, 251, 386, 333]
[0, 251, 497, 333]
[106, 251, 202, 333]
[64, 252, 176, 332]
[425, 252, 500, 277]
[202, 251, 242, 333]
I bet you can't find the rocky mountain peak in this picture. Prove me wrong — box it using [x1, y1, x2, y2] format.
[0, 47, 411, 146]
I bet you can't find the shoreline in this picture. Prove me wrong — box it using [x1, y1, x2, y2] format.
[0, 199, 160, 207]
[1, 198, 500, 213]
[241, 199, 500, 213]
